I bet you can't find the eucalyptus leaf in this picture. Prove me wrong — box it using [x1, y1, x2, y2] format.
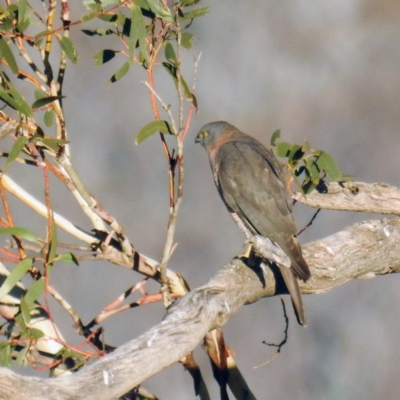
[135, 120, 173, 145]
[4, 137, 28, 172]
[0, 38, 18, 74]
[0, 227, 39, 243]
[32, 95, 64, 110]
[270, 129, 280, 146]
[110, 61, 130, 83]
[275, 142, 292, 157]
[0, 258, 33, 301]
[59, 36, 78, 64]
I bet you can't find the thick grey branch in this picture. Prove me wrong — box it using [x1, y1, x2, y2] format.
[1, 217, 399, 399]
[293, 181, 400, 215]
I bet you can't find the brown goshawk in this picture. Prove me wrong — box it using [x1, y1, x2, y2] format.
[195, 121, 311, 325]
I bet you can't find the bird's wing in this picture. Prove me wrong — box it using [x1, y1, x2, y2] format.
[217, 141, 297, 238]
[216, 141, 310, 281]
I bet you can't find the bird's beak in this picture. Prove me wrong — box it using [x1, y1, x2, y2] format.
[194, 133, 202, 144]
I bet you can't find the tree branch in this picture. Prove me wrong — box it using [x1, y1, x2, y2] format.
[293, 181, 400, 215]
[1, 216, 399, 399]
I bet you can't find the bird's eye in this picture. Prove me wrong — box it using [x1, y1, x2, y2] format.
[202, 130, 209, 138]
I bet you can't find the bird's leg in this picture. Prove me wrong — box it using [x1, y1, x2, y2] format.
[235, 241, 253, 260]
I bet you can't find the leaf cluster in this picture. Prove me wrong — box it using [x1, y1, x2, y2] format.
[270, 130, 346, 195]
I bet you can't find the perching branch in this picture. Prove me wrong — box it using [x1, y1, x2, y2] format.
[293, 181, 400, 215]
[0, 215, 399, 399]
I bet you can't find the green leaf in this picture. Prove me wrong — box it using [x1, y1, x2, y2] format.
[16, 345, 28, 367]
[302, 139, 310, 153]
[98, 13, 118, 23]
[81, 28, 113, 36]
[17, 0, 29, 32]
[34, 88, 47, 101]
[94, 49, 117, 66]
[24, 278, 45, 305]
[181, 0, 201, 5]
[81, 11, 98, 23]
[316, 151, 342, 181]
[165, 42, 176, 64]
[9, 85, 33, 116]
[129, 5, 146, 61]
[0, 86, 32, 117]
[39, 138, 69, 151]
[4, 136, 28, 172]
[0, 227, 39, 243]
[146, 0, 174, 22]
[275, 142, 292, 157]
[305, 158, 321, 185]
[0, 38, 18, 74]
[288, 144, 304, 164]
[181, 32, 194, 49]
[138, 38, 149, 66]
[162, 62, 191, 98]
[302, 179, 317, 195]
[27, 327, 45, 341]
[0, 343, 12, 367]
[291, 173, 304, 196]
[44, 109, 54, 127]
[59, 36, 78, 64]
[32, 95, 64, 110]
[54, 252, 79, 265]
[20, 297, 31, 324]
[0, 258, 33, 301]
[48, 217, 57, 263]
[179, 7, 209, 22]
[270, 129, 280, 146]
[110, 61, 131, 83]
[135, 120, 173, 145]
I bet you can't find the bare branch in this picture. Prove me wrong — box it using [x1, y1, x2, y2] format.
[1, 217, 399, 399]
[293, 181, 400, 215]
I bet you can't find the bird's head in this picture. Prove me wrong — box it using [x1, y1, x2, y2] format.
[195, 121, 235, 148]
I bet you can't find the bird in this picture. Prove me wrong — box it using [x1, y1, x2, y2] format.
[195, 121, 311, 325]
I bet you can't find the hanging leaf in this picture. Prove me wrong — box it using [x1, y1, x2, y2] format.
[135, 120, 173, 145]
[0, 343, 12, 367]
[0, 258, 33, 301]
[165, 42, 177, 64]
[129, 5, 146, 61]
[179, 7, 209, 22]
[110, 61, 131, 83]
[275, 142, 292, 157]
[162, 62, 191, 98]
[146, 0, 174, 22]
[39, 138, 69, 151]
[94, 49, 117, 66]
[270, 129, 280, 146]
[32, 95, 64, 110]
[0, 38, 18, 74]
[54, 252, 79, 265]
[24, 278, 45, 305]
[4, 136, 28, 172]
[181, 32, 194, 49]
[288, 144, 304, 164]
[59, 36, 78, 64]
[44, 109, 54, 127]
[0, 227, 39, 243]
[0, 86, 33, 117]
[315, 151, 342, 181]
[305, 158, 321, 185]
[20, 297, 31, 325]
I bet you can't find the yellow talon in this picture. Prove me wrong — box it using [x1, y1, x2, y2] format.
[236, 242, 253, 259]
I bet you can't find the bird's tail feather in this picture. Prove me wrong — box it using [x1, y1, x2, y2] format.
[279, 267, 306, 326]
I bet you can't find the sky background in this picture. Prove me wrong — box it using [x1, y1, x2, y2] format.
[4, 0, 400, 399]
